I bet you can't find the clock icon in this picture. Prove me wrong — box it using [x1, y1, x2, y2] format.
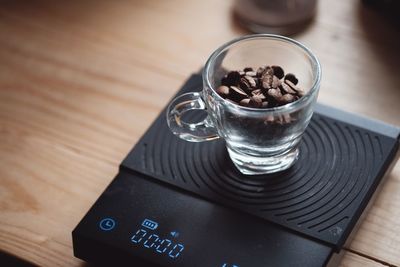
[99, 218, 116, 231]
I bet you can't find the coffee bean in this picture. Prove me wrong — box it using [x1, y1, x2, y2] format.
[272, 75, 281, 88]
[216, 85, 230, 98]
[229, 86, 248, 102]
[262, 76, 273, 89]
[249, 96, 263, 108]
[239, 98, 251, 106]
[275, 115, 284, 125]
[279, 94, 296, 103]
[239, 77, 251, 93]
[261, 66, 274, 89]
[266, 98, 278, 108]
[285, 80, 304, 96]
[267, 88, 282, 100]
[261, 66, 274, 79]
[244, 75, 257, 88]
[280, 82, 297, 94]
[264, 115, 275, 124]
[245, 71, 257, 77]
[225, 71, 241, 85]
[284, 73, 298, 85]
[283, 114, 292, 123]
[256, 66, 265, 77]
[251, 89, 262, 95]
[271, 65, 285, 79]
[261, 101, 269, 108]
[221, 76, 229, 86]
[251, 89, 266, 100]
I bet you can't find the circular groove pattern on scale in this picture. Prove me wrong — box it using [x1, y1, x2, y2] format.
[140, 111, 382, 244]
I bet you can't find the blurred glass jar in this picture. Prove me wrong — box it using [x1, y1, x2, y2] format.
[234, 0, 317, 35]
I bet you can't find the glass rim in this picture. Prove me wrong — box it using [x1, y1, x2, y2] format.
[203, 34, 322, 113]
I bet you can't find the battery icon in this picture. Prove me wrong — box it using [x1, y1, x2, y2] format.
[142, 219, 158, 230]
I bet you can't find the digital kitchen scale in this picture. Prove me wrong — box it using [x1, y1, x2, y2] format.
[72, 73, 400, 267]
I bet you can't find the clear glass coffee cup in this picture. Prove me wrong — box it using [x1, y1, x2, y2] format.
[167, 34, 321, 175]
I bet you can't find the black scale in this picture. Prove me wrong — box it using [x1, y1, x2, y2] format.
[73, 74, 400, 267]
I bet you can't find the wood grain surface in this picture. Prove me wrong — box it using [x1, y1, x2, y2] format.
[0, 0, 399, 266]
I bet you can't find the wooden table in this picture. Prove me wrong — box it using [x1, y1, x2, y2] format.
[1, 0, 399, 266]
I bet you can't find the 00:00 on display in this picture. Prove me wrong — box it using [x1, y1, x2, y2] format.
[131, 229, 184, 259]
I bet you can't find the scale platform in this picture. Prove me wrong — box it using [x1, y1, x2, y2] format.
[72, 73, 400, 267]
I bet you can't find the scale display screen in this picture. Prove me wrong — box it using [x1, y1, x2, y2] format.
[130, 219, 185, 259]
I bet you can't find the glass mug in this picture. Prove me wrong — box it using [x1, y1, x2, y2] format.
[167, 34, 321, 175]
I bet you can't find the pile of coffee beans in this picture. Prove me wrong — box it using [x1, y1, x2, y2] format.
[217, 65, 304, 108]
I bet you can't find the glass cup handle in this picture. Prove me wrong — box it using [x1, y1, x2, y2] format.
[166, 92, 220, 142]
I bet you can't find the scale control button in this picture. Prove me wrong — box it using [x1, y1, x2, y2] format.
[99, 218, 116, 231]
